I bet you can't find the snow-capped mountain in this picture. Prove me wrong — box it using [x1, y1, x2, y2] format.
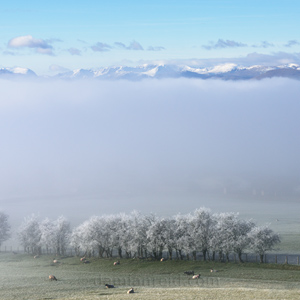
[54, 63, 300, 81]
[1, 63, 300, 80]
[0, 67, 37, 78]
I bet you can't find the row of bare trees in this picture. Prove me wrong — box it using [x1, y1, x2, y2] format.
[18, 215, 70, 256]
[17, 208, 280, 263]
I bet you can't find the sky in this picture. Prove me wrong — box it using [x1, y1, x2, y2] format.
[1, 0, 300, 75]
[0, 1, 300, 237]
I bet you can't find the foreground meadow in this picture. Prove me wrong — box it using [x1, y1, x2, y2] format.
[1, 253, 300, 300]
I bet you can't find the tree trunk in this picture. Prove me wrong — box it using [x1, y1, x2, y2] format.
[159, 246, 163, 259]
[212, 251, 215, 261]
[202, 249, 207, 261]
[259, 254, 264, 263]
[238, 251, 244, 263]
[98, 246, 104, 258]
[118, 247, 123, 258]
[218, 251, 223, 262]
[226, 252, 230, 262]
[178, 249, 184, 260]
[192, 251, 197, 260]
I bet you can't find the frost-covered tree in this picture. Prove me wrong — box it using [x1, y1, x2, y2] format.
[40, 216, 71, 256]
[0, 212, 10, 248]
[173, 213, 193, 260]
[146, 216, 168, 260]
[0, 212, 10, 246]
[19, 215, 70, 256]
[99, 215, 116, 257]
[128, 211, 148, 258]
[71, 212, 153, 259]
[79, 216, 112, 258]
[70, 218, 96, 256]
[162, 218, 177, 260]
[105, 214, 128, 258]
[70, 224, 85, 256]
[207, 213, 220, 261]
[248, 225, 280, 263]
[212, 212, 255, 263]
[16, 208, 280, 262]
[231, 218, 255, 263]
[189, 208, 214, 261]
[212, 212, 239, 262]
[18, 215, 41, 254]
[39, 218, 54, 254]
[113, 213, 134, 258]
[51, 216, 71, 256]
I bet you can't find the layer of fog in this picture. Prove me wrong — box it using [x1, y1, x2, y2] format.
[0, 77, 299, 230]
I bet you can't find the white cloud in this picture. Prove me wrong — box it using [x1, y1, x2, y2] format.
[243, 52, 300, 65]
[114, 42, 126, 49]
[115, 40, 144, 50]
[147, 46, 165, 51]
[252, 41, 274, 48]
[284, 40, 300, 47]
[68, 48, 82, 56]
[202, 39, 247, 50]
[91, 42, 112, 52]
[36, 48, 53, 55]
[8, 35, 53, 55]
[128, 40, 143, 50]
[90, 40, 145, 53]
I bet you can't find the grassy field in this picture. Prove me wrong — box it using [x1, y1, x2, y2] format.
[1, 253, 300, 300]
[239, 208, 300, 255]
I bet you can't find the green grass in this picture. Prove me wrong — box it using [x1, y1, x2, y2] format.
[1, 253, 300, 299]
[275, 233, 300, 254]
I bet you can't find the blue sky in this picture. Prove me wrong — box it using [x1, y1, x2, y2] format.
[1, 0, 300, 75]
[1, 1, 300, 232]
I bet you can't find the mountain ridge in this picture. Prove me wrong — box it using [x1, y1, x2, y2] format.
[1, 63, 300, 80]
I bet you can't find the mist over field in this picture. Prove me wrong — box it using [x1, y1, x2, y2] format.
[0, 78, 299, 231]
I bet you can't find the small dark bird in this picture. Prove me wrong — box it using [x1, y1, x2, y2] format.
[105, 284, 114, 288]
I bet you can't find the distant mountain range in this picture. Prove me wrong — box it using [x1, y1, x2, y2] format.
[1, 63, 300, 81]
[0, 67, 37, 78]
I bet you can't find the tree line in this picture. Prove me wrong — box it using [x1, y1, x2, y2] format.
[13, 208, 280, 263]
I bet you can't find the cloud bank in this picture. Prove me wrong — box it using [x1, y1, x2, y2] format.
[90, 40, 164, 52]
[0, 78, 299, 221]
